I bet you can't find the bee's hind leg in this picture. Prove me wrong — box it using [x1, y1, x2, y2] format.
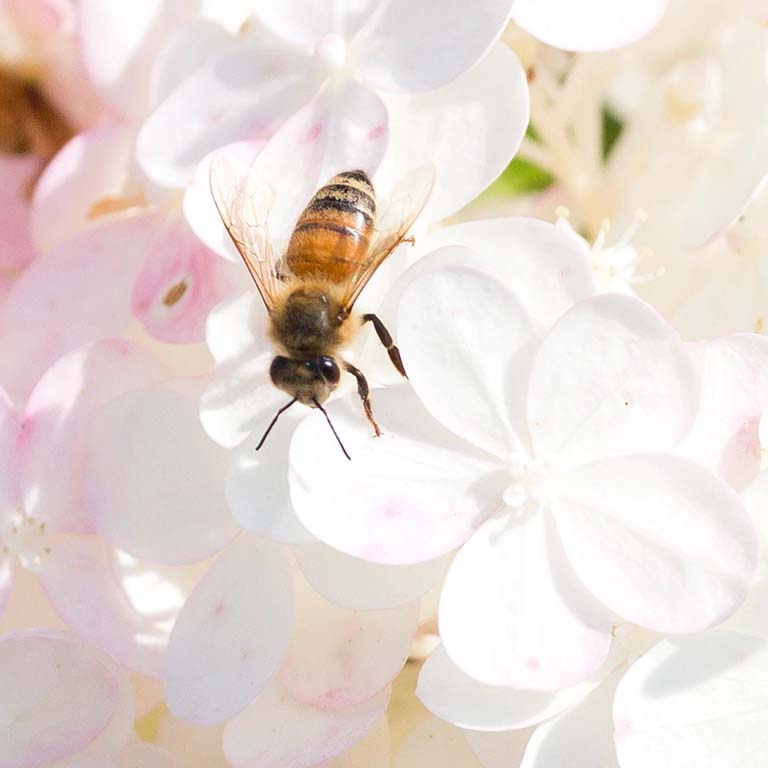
[362, 313, 407, 378]
[343, 361, 382, 437]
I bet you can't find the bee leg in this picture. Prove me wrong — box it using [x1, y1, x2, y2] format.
[362, 313, 407, 378]
[343, 361, 382, 437]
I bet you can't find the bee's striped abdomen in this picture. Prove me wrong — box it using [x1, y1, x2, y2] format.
[286, 170, 376, 283]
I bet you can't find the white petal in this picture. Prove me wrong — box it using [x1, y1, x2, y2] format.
[137, 41, 321, 187]
[290, 385, 505, 564]
[440, 511, 612, 691]
[39, 535, 172, 677]
[0, 561, 11, 618]
[521, 667, 623, 768]
[463, 728, 532, 768]
[398, 263, 537, 459]
[417, 643, 621, 731]
[393, 717, 481, 768]
[84, 386, 239, 563]
[223, 680, 389, 768]
[415, 219, 595, 329]
[513, 0, 669, 51]
[614, 631, 768, 768]
[253, 0, 377, 46]
[246, 78, 389, 239]
[295, 541, 449, 611]
[165, 535, 293, 724]
[279, 571, 418, 707]
[0, 631, 131, 768]
[376, 43, 529, 221]
[17, 340, 166, 533]
[354, 0, 513, 92]
[555, 454, 758, 632]
[0, 387, 20, 515]
[78, 0, 200, 119]
[226, 419, 312, 544]
[528, 294, 698, 469]
[681, 334, 768, 490]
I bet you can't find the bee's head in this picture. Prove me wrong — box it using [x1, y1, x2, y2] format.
[269, 355, 341, 406]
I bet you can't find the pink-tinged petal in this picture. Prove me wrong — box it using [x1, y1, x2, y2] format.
[148, 18, 232, 109]
[555, 454, 758, 633]
[0, 153, 39, 271]
[393, 717, 481, 768]
[84, 386, 239, 563]
[354, 0, 513, 92]
[0, 215, 161, 407]
[376, 43, 528, 221]
[253, 1, 377, 46]
[290, 385, 506, 564]
[165, 535, 292, 725]
[415, 219, 595, 329]
[0, 387, 20, 515]
[78, 0, 200, 120]
[418, 643, 621, 731]
[398, 264, 537, 459]
[683, 123, 768, 248]
[513, 0, 669, 51]
[295, 541, 450, 611]
[246, 78, 388, 239]
[279, 572, 418, 707]
[0, 561, 12, 618]
[223, 680, 390, 768]
[614, 631, 768, 768]
[30, 125, 137, 254]
[520, 667, 623, 768]
[314, 717, 389, 768]
[226, 422, 313, 544]
[681, 334, 768, 490]
[17, 339, 166, 533]
[440, 511, 612, 690]
[528, 294, 698, 470]
[0, 631, 131, 768]
[39, 535, 174, 676]
[155, 712, 228, 768]
[137, 41, 321, 188]
[118, 740, 184, 768]
[2, 0, 71, 42]
[131, 215, 239, 344]
[463, 729, 532, 768]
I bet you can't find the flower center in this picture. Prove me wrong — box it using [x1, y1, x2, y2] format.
[1, 508, 51, 573]
[502, 453, 551, 510]
[314, 33, 348, 71]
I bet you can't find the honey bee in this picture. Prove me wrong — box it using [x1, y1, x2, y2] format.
[210, 158, 434, 458]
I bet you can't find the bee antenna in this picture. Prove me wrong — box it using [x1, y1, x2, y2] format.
[312, 398, 351, 461]
[256, 398, 298, 451]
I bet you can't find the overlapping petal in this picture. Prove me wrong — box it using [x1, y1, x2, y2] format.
[614, 631, 768, 767]
[554, 454, 757, 632]
[527, 294, 698, 469]
[165, 535, 292, 724]
[290, 385, 506, 564]
[353, 0, 514, 92]
[17, 339, 166, 532]
[398, 264, 537, 459]
[376, 43, 529, 221]
[439, 512, 612, 690]
[223, 680, 389, 768]
[0, 387, 19, 514]
[279, 571, 418, 707]
[513, 0, 669, 51]
[0, 631, 132, 768]
[0, 153, 38, 271]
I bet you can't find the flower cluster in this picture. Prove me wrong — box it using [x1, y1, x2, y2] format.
[1, 0, 767, 766]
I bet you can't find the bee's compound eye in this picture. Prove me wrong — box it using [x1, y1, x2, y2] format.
[318, 356, 340, 385]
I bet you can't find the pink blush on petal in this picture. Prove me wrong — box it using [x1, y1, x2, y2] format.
[304, 122, 323, 143]
[131, 217, 238, 344]
[0, 153, 40, 271]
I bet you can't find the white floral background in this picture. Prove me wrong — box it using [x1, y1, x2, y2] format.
[1, 0, 767, 766]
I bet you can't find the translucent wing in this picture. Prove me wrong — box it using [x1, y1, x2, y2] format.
[209, 153, 283, 312]
[340, 164, 435, 313]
